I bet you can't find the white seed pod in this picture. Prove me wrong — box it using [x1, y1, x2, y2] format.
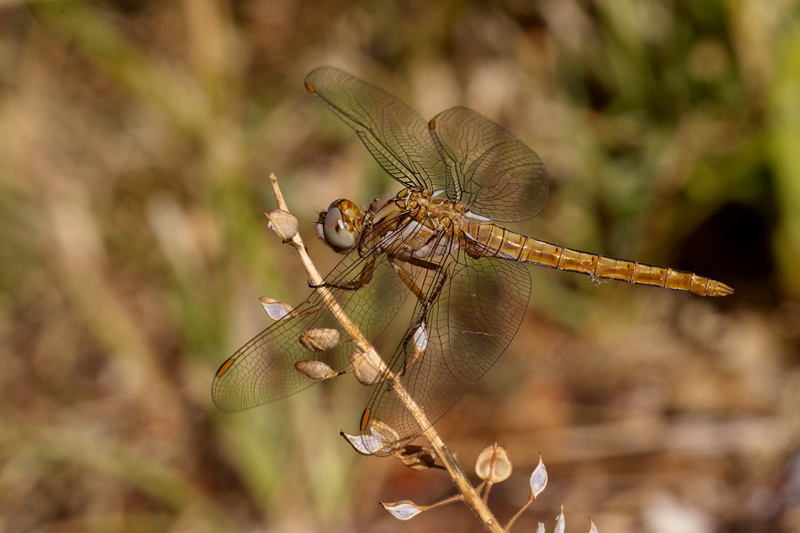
[342, 416, 401, 456]
[529, 453, 548, 499]
[413, 322, 427, 353]
[381, 500, 424, 520]
[555, 505, 565, 533]
[341, 431, 386, 456]
[366, 418, 400, 448]
[259, 296, 294, 320]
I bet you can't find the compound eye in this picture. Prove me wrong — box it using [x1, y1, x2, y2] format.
[322, 200, 359, 251]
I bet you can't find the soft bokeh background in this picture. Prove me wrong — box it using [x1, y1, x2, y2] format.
[2, 1, 799, 531]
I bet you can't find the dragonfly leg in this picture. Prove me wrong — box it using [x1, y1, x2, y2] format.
[386, 255, 446, 307]
[386, 255, 449, 373]
[309, 254, 377, 291]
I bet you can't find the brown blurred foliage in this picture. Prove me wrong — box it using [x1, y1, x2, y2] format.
[1, 0, 799, 531]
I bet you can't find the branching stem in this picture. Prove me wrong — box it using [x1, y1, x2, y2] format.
[267, 173, 504, 532]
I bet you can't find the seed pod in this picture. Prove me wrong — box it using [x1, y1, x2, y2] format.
[366, 418, 400, 451]
[555, 505, 565, 533]
[341, 430, 387, 456]
[259, 296, 294, 320]
[394, 445, 440, 470]
[265, 209, 298, 241]
[529, 453, 548, 499]
[342, 416, 401, 455]
[294, 360, 338, 381]
[475, 443, 512, 484]
[381, 500, 424, 520]
[413, 323, 427, 353]
[350, 349, 384, 386]
[298, 328, 340, 352]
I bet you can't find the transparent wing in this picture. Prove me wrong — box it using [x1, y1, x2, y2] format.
[428, 106, 549, 222]
[212, 214, 422, 412]
[359, 249, 532, 454]
[305, 67, 445, 191]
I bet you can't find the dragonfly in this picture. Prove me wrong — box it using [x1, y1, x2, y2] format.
[213, 66, 733, 455]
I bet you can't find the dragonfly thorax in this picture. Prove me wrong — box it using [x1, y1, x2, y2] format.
[391, 187, 470, 227]
[359, 187, 474, 263]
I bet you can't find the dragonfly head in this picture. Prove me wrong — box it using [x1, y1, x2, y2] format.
[317, 199, 363, 254]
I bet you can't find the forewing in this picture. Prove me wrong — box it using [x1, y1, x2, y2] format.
[305, 67, 445, 191]
[360, 252, 532, 453]
[428, 106, 548, 222]
[212, 233, 410, 412]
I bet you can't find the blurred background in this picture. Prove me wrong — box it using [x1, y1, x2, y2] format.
[1, 0, 799, 531]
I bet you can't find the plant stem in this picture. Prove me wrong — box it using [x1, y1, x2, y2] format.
[267, 173, 504, 532]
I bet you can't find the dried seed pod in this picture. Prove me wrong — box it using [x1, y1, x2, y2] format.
[475, 443, 512, 484]
[381, 500, 424, 520]
[350, 348, 384, 386]
[259, 296, 294, 320]
[394, 445, 440, 470]
[555, 505, 565, 533]
[366, 418, 400, 446]
[298, 328, 340, 352]
[265, 209, 298, 241]
[342, 417, 401, 455]
[407, 322, 428, 365]
[341, 430, 386, 456]
[529, 453, 548, 499]
[294, 360, 338, 381]
[413, 322, 427, 352]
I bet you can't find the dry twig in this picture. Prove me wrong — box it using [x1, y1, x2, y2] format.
[267, 172, 504, 532]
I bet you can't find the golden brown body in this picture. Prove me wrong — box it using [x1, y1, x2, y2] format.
[369, 187, 732, 297]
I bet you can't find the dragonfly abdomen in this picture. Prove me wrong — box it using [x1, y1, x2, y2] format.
[463, 222, 733, 297]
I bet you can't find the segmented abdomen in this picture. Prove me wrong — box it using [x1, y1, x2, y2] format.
[462, 222, 733, 297]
